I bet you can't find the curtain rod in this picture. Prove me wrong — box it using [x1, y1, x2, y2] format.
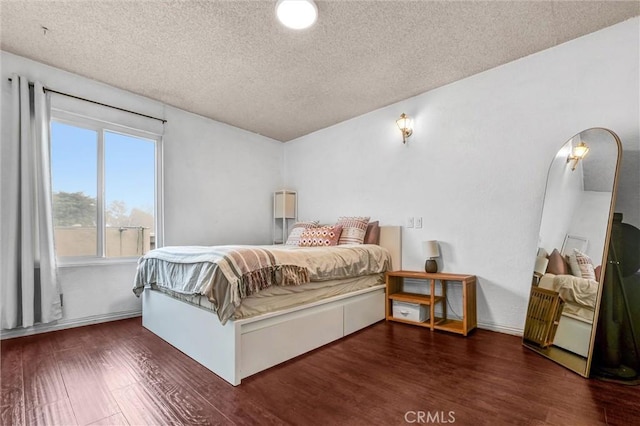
[7, 77, 167, 123]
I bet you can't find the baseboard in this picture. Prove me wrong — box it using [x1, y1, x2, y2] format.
[1, 311, 523, 340]
[478, 321, 523, 337]
[0, 310, 142, 340]
[426, 312, 524, 337]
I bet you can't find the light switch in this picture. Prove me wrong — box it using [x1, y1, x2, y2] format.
[415, 217, 422, 229]
[406, 217, 414, 228]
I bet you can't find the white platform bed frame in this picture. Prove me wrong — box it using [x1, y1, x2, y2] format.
[552, 312, 592, 358]
[142, 226, 401, 386]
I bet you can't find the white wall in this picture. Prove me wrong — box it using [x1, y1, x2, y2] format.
[283, 18, 640, 334]
[0, 51, 284, 336]
[569, 191, 613, 264]
[162, 106, 284, 246]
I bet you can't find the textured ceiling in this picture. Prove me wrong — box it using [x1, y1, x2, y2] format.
[1, 1, 638, 142]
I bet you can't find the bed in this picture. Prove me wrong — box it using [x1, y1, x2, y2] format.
[538, 272, 599, 357]
[133, 225, 401, 385]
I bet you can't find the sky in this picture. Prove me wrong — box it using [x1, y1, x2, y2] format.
[50, 121, 156, 214]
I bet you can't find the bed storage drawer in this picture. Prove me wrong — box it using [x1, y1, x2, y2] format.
[240, 287, 386, 379]
[344, 289, 385, 334]
[392, 300, 428, 322]
[240, 305, 343, 378]
[552, 314, 591, 357]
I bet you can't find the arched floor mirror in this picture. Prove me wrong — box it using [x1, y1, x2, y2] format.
[523, 128, 622, 377]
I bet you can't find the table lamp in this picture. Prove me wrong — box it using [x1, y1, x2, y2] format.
[423, 240, 440, 273]
[534, 256, 549, 276]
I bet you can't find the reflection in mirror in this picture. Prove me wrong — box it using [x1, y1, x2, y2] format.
[523, 128, 621, 377]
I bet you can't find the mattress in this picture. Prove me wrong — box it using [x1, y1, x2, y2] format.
[152, 273, 385, 321]
[554, 309, 593, 357]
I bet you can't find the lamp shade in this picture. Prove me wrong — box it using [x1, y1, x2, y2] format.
[274, 191, 296, 219]
[423, 240, 440, 258]
[396, 113, 412, 132]
[534, 256, 549, 275]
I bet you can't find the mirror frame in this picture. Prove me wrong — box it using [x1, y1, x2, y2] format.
[523, 127, 622, 377]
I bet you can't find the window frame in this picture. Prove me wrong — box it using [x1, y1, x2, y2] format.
[51, 109, 163, 265]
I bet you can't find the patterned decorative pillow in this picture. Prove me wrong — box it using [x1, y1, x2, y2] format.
[573, 249, 596, 280]
[298, 225, 343, 247]
[285, 221, 319, 245]
[567, 252, 581, 277]
[336, 216, 370, 245]
[364, 221, 380, 245]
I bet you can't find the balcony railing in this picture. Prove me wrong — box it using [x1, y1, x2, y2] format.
[54, 226, 152, 257]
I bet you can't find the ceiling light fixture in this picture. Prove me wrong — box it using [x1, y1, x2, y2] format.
[275, 0, 318, 30]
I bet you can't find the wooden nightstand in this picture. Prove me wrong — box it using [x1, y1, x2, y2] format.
[385, 270, 477, 336]
[532, 272, 543, 287]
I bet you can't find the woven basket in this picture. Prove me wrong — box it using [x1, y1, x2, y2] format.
[523, 287, 564, 348]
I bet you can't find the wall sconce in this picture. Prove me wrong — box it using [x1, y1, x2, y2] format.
[567, 141, 590, 171]
[423, 240, 440, 273]
[396, 113, 413, 144]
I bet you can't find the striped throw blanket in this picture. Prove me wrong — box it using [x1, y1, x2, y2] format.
[134, 245, 310, 306]
[216, 247, 310, 302]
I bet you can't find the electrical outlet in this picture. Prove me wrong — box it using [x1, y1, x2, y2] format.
[406, 217, 414, 228]
[415, 217, 423, 229]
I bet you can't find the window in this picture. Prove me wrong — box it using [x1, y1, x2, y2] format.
[50, 112, 162, 262]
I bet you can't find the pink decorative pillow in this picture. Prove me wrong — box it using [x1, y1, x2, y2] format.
[285, 221, 319, 245]
[298, 225, 343, 247]
[336, 216, 370, 245]
[546, 249, 568, 275]
[364, 221, 380, 245]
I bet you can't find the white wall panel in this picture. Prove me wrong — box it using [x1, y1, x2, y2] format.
[162, 106, 283, 246]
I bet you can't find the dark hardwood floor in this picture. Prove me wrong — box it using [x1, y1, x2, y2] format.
[1, 318, 638, 425]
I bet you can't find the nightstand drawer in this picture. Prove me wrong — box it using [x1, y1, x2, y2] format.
[392, 301, 428, 323]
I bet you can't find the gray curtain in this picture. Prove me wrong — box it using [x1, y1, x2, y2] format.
[1, 75, 62, 329]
